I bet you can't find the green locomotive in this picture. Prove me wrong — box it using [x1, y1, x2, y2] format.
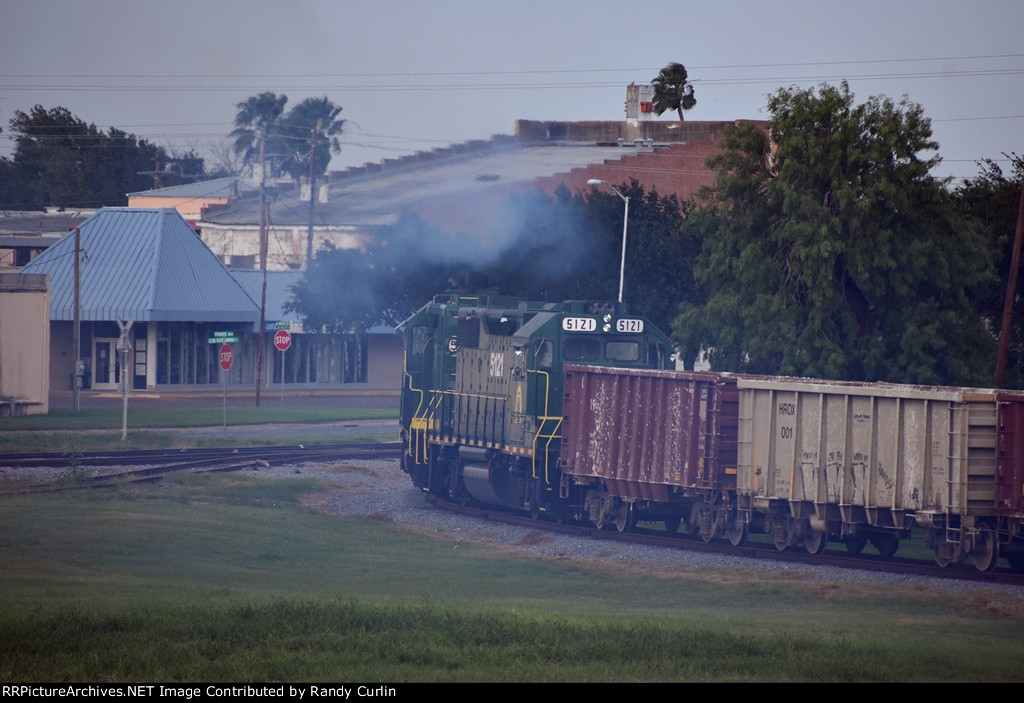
[400, 291, 673, 519]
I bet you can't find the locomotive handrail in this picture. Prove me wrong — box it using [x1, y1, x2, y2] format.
[529, 367, 563, 483]
[405, 370, 426, 465]
[532, 416, 564, 484]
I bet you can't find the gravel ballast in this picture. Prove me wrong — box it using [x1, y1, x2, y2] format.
[262, 458, 1024, 602]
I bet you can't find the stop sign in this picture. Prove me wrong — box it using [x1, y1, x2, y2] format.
[219, 343, 233, 371]
[274, 329, 292, 352]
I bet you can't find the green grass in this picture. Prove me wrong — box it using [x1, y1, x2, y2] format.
[0, 406, 396, 431]
[0, 430, 396, 454]
[0, 470, 1022, 682]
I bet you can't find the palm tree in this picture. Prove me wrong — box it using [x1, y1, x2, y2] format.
[278, 97, 345, 180]
[651, 63, 696, 121]
[230, 92, 288, 175]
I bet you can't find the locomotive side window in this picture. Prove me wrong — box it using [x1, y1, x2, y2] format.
[564, 337, 600, 361]
[533, 338, 553, 370]
[410, 326, 430, 357]
[605, 341, 639, 362]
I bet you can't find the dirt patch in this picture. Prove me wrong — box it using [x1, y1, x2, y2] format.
[956, 591, 1024, 617]
[517, 530, 552, 547]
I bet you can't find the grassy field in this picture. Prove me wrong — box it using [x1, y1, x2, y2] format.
[0, 406, 396, 431]
[1, 468, 1022, 682]
[0, 406, 398, 453]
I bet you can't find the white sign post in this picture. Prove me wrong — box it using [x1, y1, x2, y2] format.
[116, 316, 134, 441]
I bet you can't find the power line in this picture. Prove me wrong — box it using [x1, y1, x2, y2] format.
[4, 66, 1024, 93]
[2, 52, 1022, 79]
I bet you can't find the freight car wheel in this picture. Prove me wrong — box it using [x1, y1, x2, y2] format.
[804, 530, 828, 555]
[727, 519, 748, 547]
[769, 516, 794, 551]
[972, 524, 1000, 573]
[843, 536, 867, 555]
[614, 503, 636, 533]
[871, 534, 899, 559]
[932, 539, 961, 568]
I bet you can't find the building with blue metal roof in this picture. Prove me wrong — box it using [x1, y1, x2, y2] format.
[19, 208, 398, 391]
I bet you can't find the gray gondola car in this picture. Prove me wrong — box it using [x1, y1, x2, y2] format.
[735, 377, 1024, 571]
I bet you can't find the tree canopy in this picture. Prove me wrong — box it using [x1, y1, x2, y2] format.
[279, 97, 344, 180]
[674, 82, 995, 386]
[957, 153, 1024, 386]
[651, 62, 696, 121]
[231, 92, 343, 180]
[0, 105, 203, 210]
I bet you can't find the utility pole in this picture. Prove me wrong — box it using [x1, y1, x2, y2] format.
[256, 124, 268, 407]
[996, 184, 1024, 387]
[306, 118, 322, 270]
[73, 227, 81, 413]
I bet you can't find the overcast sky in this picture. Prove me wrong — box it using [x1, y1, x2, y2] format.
[2, 0, 1022, 183]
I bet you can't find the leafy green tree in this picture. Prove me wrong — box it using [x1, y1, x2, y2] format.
[957, 153, 1024, 386]
[675, 83, 995, 385]
[651, 62, 696, 121]
[574, 181, 697, 333]
[3, 105, 198, 210]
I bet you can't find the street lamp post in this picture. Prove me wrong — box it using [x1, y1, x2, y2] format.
[586, 179, 630, 304]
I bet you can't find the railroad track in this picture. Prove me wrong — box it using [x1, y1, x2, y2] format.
[0, 443, 403, 494]
[426, 493, 1024, 588]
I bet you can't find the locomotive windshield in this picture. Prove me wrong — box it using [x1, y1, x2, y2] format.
[563, 337, 600, 361]
[605, 341, 639, 362]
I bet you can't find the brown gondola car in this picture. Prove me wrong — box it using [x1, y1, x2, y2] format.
[560, 365, 746, 542]
[995, 391, 1024, 571]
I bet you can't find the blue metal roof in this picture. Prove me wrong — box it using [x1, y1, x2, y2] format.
[20, 208, 259, 323]
[229, 269, 304, 323]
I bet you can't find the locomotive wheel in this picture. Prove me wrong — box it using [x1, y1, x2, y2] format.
[727, 518, 749, 547]
[972, 524, 1000, 573]
[871, 534, 899, 559]
[614, 503, 635, 533]
[843, 536, 867, 555]
[933, 549, 954, 568]
[663, 516, 681, 534]
[804, 530, 828, 556]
